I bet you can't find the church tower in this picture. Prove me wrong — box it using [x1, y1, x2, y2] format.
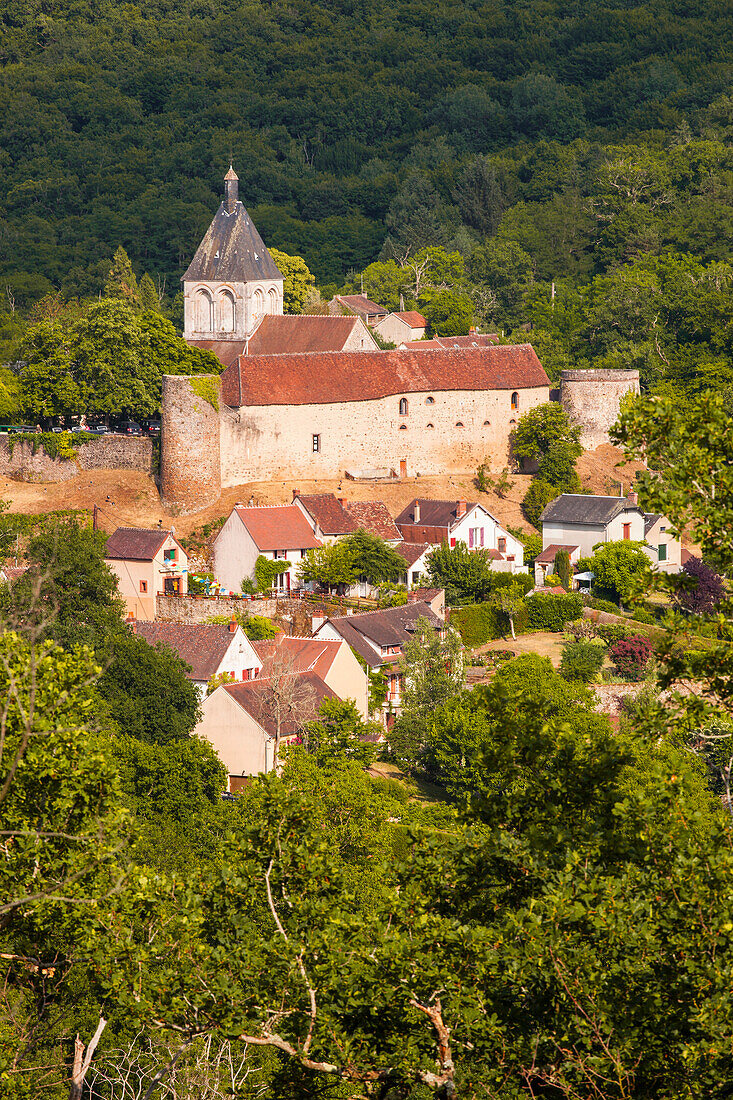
[181, 167, 284, 344]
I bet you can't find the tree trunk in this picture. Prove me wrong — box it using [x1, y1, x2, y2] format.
[69, 1018, 106, 1100]
[509, 615, 516, 640]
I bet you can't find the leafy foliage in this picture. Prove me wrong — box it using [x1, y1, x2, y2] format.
[610, 634, 653, 680]
[560, 639, 605, 683]
[522, 477, 559, 527]
[676, 555, 726, 614]
[525, 592, 583, 631]
[578, 540, 653, 604]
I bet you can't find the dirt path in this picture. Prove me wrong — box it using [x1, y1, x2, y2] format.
[478, 632, 566, 667]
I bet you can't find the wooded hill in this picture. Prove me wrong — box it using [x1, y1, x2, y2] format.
[2, 0, 733, 296]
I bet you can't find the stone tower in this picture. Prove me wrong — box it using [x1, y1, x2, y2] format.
[560, 369, 640, 450]
[181, 167, 284, 343]
[160, 374, 221, 513]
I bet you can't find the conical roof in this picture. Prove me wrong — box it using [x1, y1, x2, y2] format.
[182, 200, 283, 283]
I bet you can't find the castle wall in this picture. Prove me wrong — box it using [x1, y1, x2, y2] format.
[560, 369, 640, 450]
[0, 434, 153, 483]
[160, 374, 221, 512]
[219, 385, 550, 486]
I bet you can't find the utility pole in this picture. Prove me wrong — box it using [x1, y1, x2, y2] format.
[92, 504, 98, 531]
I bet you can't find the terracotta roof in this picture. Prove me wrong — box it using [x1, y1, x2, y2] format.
[535, 543, 580, 565]
[401, 339, 442, 348]
[409, 586, 443, 600]
[334, 294, 387, 317]
[0, 565, 28, 582]
[134, 621, 247, 681]
[105, 527, 181, 561]
[233, 504, 321, 552]
[252, 635, 343, 679]
[395, 541, 432, 567]
[296, 493, 359, 536]
[220, 345, 550, 408]
[346, 501, 402, 541]
[187, 340, 244, 369]
[246, 314, 371, 355]
[321, 601, 443, 666]
[540, 494, 637, 527]
[182, 200, 282, 283]
[394, 311, 426, 327]
[402, 334, 499, 349]
[395, 499, 481, 529]
[223, 672, 336, 737]
[485, 548, 504, 560]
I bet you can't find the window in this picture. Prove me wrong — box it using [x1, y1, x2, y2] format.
[139, 580, 147, 593]
[196, 289, 213, 332]
[164, 547, 177, 562]
[399, 397, 408, 415]
[483, 420, 490, 426]
[267, 286, 279, 313]
[623, 523, 631, 540]
[426, 422, 434, 428]
[300, 549, 307, 558]
[511, 391, 519, 411]
[498, 537, 506, 553]
[312, 434, 320, 452]
[274, 550, 287, 560]
[468, 527, 484, 549]
[509, 419, 516, 426]
[253, 286, 265, 319]
[455, 421, 464, 428]
[450, 538, 456, 547]
[658, 543, 667, 562]
[399, 424, 407, 430]
[660, 526, 666, 533]
[219, 290, 235, 332]
[425, 396, 435, 405]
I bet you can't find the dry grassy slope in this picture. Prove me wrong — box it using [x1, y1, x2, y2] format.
[0, 444, 646, 540]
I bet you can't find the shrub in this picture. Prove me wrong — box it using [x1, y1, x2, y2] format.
[676, 556, 726, 615]
[525, 592, 583, 632]
[521, 478, 559, 527]
[565, 618, 598, 642]
[596, 623, 630, 647]
[631, 608, 655, 625]
[560, 640, 605, 683]
[587, 597, 620, 614]
[610, 635, 653, 680]
[451, 601, 529, 646]
[554, 548, 571, 590]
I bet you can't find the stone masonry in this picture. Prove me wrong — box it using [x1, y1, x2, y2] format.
[0, 435, 154, 483]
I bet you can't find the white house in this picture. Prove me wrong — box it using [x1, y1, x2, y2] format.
[395, 541, 433, 587]
[133, 619, 262, 698]
[395, 498, 525, 571]
[373, 310, 427, 345]
[212, 504, 321, 594]
[105, 527, 188, 620]
[539, 491, 682, 574]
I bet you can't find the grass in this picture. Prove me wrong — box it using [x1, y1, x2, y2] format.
[369, 760, 450, 804]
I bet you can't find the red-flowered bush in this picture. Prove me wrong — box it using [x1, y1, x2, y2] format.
[610, 634, 653, 680]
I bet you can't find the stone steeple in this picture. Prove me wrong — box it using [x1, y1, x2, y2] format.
[224, 166, 239, 214]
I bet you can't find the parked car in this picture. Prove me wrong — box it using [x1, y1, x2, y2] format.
[88, 425, 110, 434]
[117, 421, 142, 435]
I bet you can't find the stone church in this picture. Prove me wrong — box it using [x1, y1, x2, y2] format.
[160, 170, 552, 512]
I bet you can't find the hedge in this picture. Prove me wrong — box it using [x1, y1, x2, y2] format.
[525, 593, 583, 632]
[451, 600, 529, 646]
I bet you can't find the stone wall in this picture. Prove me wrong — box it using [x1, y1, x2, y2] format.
[560, 369, 640, 450]
[0, 435, 154, 483]
[160, 374, 221, 513]
[156, 594, 277, 623]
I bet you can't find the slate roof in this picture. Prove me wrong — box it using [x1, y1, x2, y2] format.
[223, 672, 336, 737]
[540, 495, 637, 526]
[246, 314, 370, 355]
[644, 513, 662, 535]
[321, 601, 443, 666]
[535, 543, 579, 565]
[346, 501, 402, 541]
[182, 200, 282, 283]
[134, 621, 242, 681]
[220, 345, 549, 407]
[105, 527, 181, 561]
[252, 635, 343, 679]
[233, 505, 322, 552]
[395, 499, 479, 529]
[297, 493, 359, 536]
[395, 541, 432, 567]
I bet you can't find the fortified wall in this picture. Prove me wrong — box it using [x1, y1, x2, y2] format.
[160, 374, 221, 512]
[0, 434, 154, 483]
[560, 369, 640, 450]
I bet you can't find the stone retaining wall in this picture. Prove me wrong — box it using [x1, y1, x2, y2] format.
[156, 594, 277, 623]
[0, 435, 154, 483]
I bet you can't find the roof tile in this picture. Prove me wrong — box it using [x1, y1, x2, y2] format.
[223, 672, 336, 737]
[105, 527, 179, 561]
[346, 501, 401, 541]
[233, 504, 322, 552]
[134, 621, 244, 680]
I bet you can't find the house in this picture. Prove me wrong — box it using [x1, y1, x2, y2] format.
[212, 504, 321, 594]
[197, 672, 337, 787]
[292, 491, 401, 544]
[132, 619, 262, 698]
[400, 332, 499, 350]
[395, 541, 433, 588]
[312, 600, 445, 720]
[395, 499, 524, 571]
[373, 311, 427, 345]
[105, 527, 188, 620]
[533, 544, 582, 588]
[328, 293, 388, 326]
[407, 587, 446, 620]
[251, 634, 370, 719]
[539, 491, 682, 573]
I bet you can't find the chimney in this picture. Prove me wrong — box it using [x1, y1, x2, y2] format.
[627, 490, 638, 506]
[469, 326, 476, 334]
[228, 616, 237, 633]
[457, 499, 467, 519]
[413, 500, 421, 524]
[292, 488, 300, 500]
[126, 612, 137, 634]
[338, 497, 347, 509]
[224, 166, 239, 214]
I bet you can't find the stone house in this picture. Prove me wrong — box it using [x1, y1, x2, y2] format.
[197, 671, 337, 787]
[312, 600, 445, 721]
[105, 527, 188, 620]
[133, 619, 262, 698]
[251, 634, 370, 720]
[328, 293, 388, 326]
[373, 310, 427, 344]
[539, 492, 682, 573]
[395, 499, 525, 572]
[212, 504, 321, 595]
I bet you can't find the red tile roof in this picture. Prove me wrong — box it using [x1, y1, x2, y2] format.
[134, 621, 247, 681]
[187, 340, 244, 369]
[402, 334, 499, 349]
[223, 672, 336, 737]
[105, 527, 182, 561]
[395, 541, 432, 567]
[221, 345, 549, 407]
[334, 294, 388, 317]
[394, 311, 426, 327]
[234, 504, 321, 552]
[346, 501, 402, 541]
[246, 314, 369, 355]
[535, 543, 579, 565]
[296, 493, 359, 536]
[252, 635, 343, 679]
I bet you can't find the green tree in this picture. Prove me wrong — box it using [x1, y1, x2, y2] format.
[452, 155, 504, 236]
[74, 299, 157, 422]
[302, 698, 378, 768]
[559, 639, 605, 682]
[103, 245, 141, 308]
[138, 272, 161, 312]
[512, 402, 582, 464]
[522, 477, 559, 526]
[491, 582, 525, 639]
[19, 320, 82, 423]
[345, 530, 405, 586]
[426, 540, 495, 604]
[298, 541, 355, 589]
[469, 239, 534, 317]
[270, 248, 316, 313]
[578, 540, 653, 605]
[424, 289, 473, 336]
[554, 547, 571, 589]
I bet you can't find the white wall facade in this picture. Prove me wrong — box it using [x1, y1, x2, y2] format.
[220, 384, 549, 486]
[373, 314, 426, 344]
[451, 506, 525, 568]
[196, 689, 271, 778]
[212, 511, 310, 594]
[184, 277, 284, 342]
